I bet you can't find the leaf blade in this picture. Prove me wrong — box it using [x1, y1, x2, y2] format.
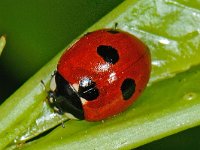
[1, 0, 200, 149]
[20, 65, 200, 150]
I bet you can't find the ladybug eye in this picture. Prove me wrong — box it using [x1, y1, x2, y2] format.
[97, 45, 119, 64]
[78, 77, 99, 101]
[121, 78, 136, 100]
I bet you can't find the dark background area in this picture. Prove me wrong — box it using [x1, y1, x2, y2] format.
[0, 1, 200, 149]
[0, 0, 123, 102]
[137, 125, 200, 150]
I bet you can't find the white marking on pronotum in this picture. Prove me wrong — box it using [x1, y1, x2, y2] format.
[72, 83, 79, 92]
[72, 83, 88, 105]
[50, 75, 57, 91]
[80, 97, 87, 105]
[64, 112, 78, 120]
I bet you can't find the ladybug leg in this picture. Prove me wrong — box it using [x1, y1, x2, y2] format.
[114, 22, 118, 30]
[51, 70, 57, 78]
[107, 23, 119, 34]
[53, 104, 64, 115]
[40, 80, 46, 91]
[61, 122, 65, 128]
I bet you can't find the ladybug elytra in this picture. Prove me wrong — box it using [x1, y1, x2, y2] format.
[47, 29, 151, 121]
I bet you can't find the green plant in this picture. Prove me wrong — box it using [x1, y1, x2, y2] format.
[0, 0, 200, 149]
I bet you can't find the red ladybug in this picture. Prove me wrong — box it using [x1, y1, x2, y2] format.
[48, 28, 151, 121]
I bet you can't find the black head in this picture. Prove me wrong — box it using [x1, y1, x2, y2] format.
[48, 72, 101, 120]
[48, 72, 84, 120]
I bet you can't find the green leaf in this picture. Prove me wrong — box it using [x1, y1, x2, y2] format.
[19, 65, 200, 150]
[0, 35, 6, 55]
[0, 0, 200, 149]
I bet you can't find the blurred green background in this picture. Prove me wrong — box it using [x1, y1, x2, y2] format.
[0, 0, 123, 102]
[1, 1, 200, 149]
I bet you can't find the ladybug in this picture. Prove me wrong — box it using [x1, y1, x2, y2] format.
[47, 28, 151, 121]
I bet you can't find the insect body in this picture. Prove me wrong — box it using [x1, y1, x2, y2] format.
[48, 29, 151, 121]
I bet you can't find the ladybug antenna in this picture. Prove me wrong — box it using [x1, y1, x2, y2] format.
[107, 23, 119, 34]
[61, 121, 65, 128]
[40, 80, 47, 92]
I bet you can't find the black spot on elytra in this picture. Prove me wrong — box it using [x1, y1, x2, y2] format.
[121, 78, 136, 100]
[78, 77, 99, 101]
[97, 45, 119, 64]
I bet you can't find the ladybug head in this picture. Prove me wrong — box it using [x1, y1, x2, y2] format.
[48, 70, 101, 120]
[48, 71, 84, 120]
